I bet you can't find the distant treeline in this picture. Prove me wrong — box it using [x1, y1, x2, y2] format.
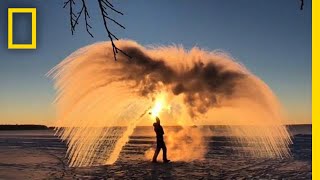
[0, 125, 53, 130]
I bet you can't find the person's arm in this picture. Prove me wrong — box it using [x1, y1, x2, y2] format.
[161, 126, 164, 135]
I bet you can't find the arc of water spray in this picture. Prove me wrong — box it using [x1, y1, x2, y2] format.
[106, 106, 151, 164]
[49, 40, 292, 167]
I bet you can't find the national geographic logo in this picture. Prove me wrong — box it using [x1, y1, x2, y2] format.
[7, 8, 36, 49]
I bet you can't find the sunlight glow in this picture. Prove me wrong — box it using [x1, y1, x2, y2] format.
[150, 92, 170, 118]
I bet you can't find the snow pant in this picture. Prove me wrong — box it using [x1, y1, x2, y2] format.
[152, 140, 168, 161]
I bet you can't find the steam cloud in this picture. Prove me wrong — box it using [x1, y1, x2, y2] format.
[48, 40, 291, 167]
[106, 45, 247, 117]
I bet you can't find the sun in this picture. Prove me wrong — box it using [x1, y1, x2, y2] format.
[150, 92, 170, 118]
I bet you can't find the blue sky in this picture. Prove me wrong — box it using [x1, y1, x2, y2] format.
[0, 0, 311, 124]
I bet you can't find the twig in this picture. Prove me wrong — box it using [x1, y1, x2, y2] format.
[97, 0, 131, 60]
[64, 0, 130, 60]
[63, 0, 77, 35]
[81, 0, 93, 37]
[300, 0, 304, 10]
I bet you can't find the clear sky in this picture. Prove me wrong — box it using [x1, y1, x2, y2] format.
[0, 0, 311, 125]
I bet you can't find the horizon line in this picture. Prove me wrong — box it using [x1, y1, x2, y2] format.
[0, 123, 312, 127]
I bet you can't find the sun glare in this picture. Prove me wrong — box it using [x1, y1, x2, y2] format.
[150, 93, 170, 118]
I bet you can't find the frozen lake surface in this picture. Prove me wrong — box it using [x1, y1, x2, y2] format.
[0, 126, 311, 179]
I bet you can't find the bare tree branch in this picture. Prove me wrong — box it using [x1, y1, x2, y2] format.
[63, 0, 77, 35]
[64, 0, 131, 61]
[300, 0, 304, 10]
[97, 0, 131, 60]
[101, 0, 123, 15]
[63, 0, 93, 37]
[81, 0, 93, 37]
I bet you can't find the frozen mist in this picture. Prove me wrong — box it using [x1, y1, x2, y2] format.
[48, 40, 291, 167]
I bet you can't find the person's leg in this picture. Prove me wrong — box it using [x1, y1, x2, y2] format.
[162, 142, 168, 161]
[152, 144, 161, 162]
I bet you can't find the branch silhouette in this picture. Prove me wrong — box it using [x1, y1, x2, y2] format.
[63, 0, 131, 60]
[300, 0, 304, 10]
[97, 0, 131, 60]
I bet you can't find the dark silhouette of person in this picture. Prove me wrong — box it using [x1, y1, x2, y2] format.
[152, 116, 170, 163]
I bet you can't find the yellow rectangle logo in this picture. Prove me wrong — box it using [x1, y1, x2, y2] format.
[8, 8, 37, 49]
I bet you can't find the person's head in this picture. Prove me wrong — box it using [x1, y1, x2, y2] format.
[155, 117, 160, 124]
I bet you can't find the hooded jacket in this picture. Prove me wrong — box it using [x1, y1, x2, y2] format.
[153, 122, 164, 141]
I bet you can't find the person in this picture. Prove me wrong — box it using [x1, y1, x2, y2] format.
[152, 116, 170, 163]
